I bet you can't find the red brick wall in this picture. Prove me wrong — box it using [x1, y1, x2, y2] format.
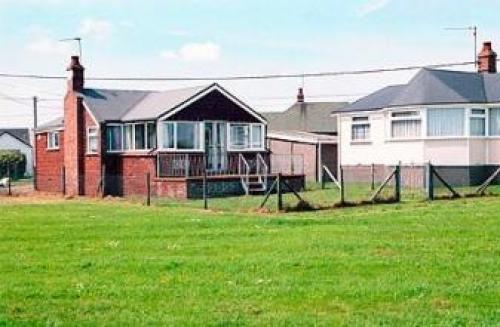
[35, 131, 64, 193]
[104, 154, 157, 196]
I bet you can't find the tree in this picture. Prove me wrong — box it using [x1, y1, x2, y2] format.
[0, 150, 26, 179]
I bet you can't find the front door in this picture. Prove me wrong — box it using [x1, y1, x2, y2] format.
[205, 122, 227, 172]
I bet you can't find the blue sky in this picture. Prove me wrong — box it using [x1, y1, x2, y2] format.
[0, 0, 499, 126]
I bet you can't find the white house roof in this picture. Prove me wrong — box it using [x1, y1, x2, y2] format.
[340, 68, 500, 113]
[267, 130, 337, 144]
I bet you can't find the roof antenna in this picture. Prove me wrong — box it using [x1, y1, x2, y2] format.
[59, 37, 83, 60]
[444, 26, 478, 68]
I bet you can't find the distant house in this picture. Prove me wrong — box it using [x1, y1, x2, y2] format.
[335, 41, 500, 183]
[35, 56, 304, 198]
[263, 88, 346, 182]
[0, 128, 32, 176]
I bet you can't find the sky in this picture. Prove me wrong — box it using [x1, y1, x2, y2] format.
[0, 0, 498, 127]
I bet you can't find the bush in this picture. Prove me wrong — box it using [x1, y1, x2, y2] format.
[0, 150, 26, 179]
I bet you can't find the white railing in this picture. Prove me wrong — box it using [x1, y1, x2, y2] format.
[256, 153, 269, 188]
[238, 153, 250, 195]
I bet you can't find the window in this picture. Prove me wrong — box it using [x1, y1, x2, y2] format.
[470, 109, 486, 136]
[351, 117, 370, 141]
[124, 124, 133, 150]
[251, 124, 263, 148]
[162, 122, 175, 149]
[489, 108, 500, 136]
[228, 123, 263, 150]
[87, 127, 99, 154]
[147, 122, 157, 149]
[230, 124, 249, 149]
[390, 111, 421, 138]
[47, 131, 59, 150]
[107, 125, 122, 151]
[177, 122, 201, 149]
[134, 124, 146, 150]
[427, 108, 465, 137]
[160, 122, 202, 150]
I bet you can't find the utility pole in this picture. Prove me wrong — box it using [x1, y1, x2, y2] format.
[445, 26, 478, 68]
[33, 96, 38, 191]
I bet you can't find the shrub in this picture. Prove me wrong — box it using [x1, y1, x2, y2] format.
[0, 150, 26, 179]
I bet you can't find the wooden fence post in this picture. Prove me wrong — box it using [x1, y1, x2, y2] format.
[395, 163, 401, 202]
[371, 163, 375, 191]
[203, 153, 208, 210]
[427, 162, 434, 201]
[61, 166, 66, 195]
[7, 164, 11, 196]
[146, 172, 151, 206]
[340, 166, 345, 205]
[321, 166, 325, 189]
[277, 173, 283, 211]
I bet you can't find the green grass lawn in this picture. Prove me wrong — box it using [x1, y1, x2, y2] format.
[1, 196, 499, 325]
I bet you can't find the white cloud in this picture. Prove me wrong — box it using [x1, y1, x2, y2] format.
[78, 18, 113, 40]
[26, 36, 71, 55]
[357, 0, 391, 17]
[160, 42, 221, 62]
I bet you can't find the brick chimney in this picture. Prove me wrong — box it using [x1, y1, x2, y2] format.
[297, 87, 305, 103]
[67, 55, 85, 92]
[478, 41, 497, 73]
[64, 56, 86, 196]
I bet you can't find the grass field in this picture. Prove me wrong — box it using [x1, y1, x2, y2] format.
[1, 195, 499, 325]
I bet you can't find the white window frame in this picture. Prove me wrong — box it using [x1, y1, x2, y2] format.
[426, 107, 466, 138]
[389, 110, 422, 140]
[159, 121, 203, 152]
[47, 131, 60, 150]
[351, 116, 371, 142]
[469, 108, 487, 137]
[228, 122, 265, 151]
[87, 127, 99, 154]
[106, 122, 156, 153]
[106, 124, 123, 152]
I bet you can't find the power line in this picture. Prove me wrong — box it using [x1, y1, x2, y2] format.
[0, 60, 477, 82]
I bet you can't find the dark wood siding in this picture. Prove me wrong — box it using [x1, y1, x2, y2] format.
[167, 90, 261, 122]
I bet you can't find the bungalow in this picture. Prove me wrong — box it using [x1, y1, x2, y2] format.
[335, 41, 500, 184]
[35, 56, 304, 198]
[0, 128, 32, 176]
[263, 88, 346, 182]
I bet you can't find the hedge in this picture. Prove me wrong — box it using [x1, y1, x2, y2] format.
[0, 150, 26, 179]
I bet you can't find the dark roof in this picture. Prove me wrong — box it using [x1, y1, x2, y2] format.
[0, 128, 31, 146]
[340, 68, 500, 113]
[36, 117, 64, 132]
[262, 102, 347, 134]
[81, 83, 247, 122]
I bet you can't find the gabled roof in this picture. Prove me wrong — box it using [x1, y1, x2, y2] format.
[262, 102, 347, 134]
[80, 83, 265, 123]
[339, 68, 500, 113]
[0, 128, 31, 147]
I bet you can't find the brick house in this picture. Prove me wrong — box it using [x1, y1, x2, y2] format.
[35, 56, 304, 198]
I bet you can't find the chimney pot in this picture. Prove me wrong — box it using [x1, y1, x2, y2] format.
[67, 56, 85, 92]
[478, 41, 497, 74]
[297, 87, 305, 103]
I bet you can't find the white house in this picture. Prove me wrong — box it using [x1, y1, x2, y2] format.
[0, 128, 33, 176]
[335, 42, 500, 169]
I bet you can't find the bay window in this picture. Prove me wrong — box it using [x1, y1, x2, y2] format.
[489, 108, 500, 136]
[87, 127, 99, 154]
[229, 123, 263, 150]
[390, 111, 421, 138]
[351, 116, 370, 141]
[427, 108, 464, 137]
[470, 109, 486, 136]
[47, 131, 59, 150]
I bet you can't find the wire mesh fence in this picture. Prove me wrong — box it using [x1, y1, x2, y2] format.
[7, 162, 500, 212]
